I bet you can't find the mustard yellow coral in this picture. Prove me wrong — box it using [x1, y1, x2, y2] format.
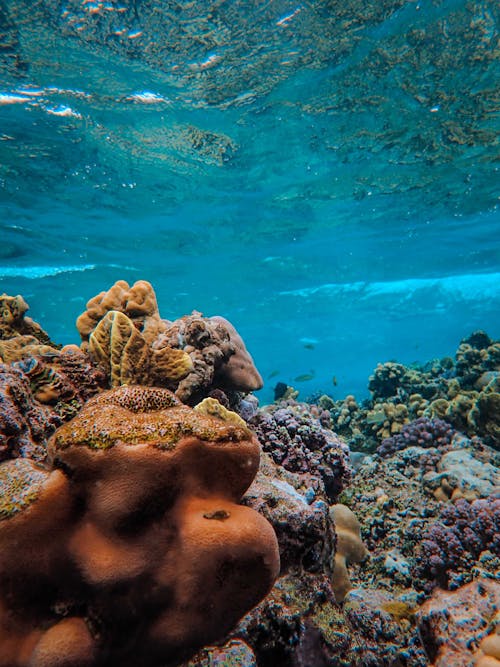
[88, 310, 150, 386]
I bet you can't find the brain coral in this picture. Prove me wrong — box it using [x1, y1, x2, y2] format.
[0, 386, 279, 667]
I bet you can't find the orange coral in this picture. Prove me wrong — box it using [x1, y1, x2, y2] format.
[0, 386, 279, 666]
[76, 279, 166, 345]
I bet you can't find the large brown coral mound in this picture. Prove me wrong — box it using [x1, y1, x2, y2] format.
[0, 386, 279, 667]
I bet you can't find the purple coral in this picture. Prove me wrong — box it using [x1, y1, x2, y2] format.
[250, 402, 351, 503]
[413, 497, 500, 590]
[377, 417, 455, 457]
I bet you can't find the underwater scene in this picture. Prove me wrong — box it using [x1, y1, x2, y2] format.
[0, 0, 499, 666]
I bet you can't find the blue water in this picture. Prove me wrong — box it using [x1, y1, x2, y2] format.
[1, 0, 499, 403]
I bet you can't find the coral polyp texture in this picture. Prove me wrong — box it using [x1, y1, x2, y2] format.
[77, 280, 263, 404]
[377, 416, 456, 457]
[413, 496, 500, 591]
[249, 400, 352, 503]
[0, 386, 280, 667]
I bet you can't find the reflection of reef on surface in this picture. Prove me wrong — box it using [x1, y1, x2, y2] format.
[1, 0, 497, 211]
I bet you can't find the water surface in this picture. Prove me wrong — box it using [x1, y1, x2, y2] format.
[1, 0, 499, 401]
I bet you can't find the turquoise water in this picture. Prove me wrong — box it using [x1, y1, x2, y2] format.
[1, 0, 499, 403]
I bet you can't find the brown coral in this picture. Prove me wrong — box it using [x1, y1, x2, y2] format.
[0, 386, 279, 666]
[76, 279, 167, 345]
[210, 316, 263, 392]
[0, 294, 55, 346]
[77, 282, 261, 403]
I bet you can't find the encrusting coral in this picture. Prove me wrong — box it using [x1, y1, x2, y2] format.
[0, 386, 280, 667]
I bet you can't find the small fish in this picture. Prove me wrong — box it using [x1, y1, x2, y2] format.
[299, 337, 318, 349]
[332, 375, 338, 386]
[268, 370, 280, 379]
[294, 372, 315, 382]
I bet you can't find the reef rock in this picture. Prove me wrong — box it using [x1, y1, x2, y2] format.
[416, 577, 500, 667]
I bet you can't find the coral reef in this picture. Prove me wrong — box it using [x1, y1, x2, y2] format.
[1, 296, 499, 667]
[77, 280, 262, 404]
[338, 431, 499, 602]
[377, 416, 456, 458]
[412, 497, 500, 591]
[249, 400, 352, 503]
[326, 331, 500, 451]
[0, 386, 279, 666]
